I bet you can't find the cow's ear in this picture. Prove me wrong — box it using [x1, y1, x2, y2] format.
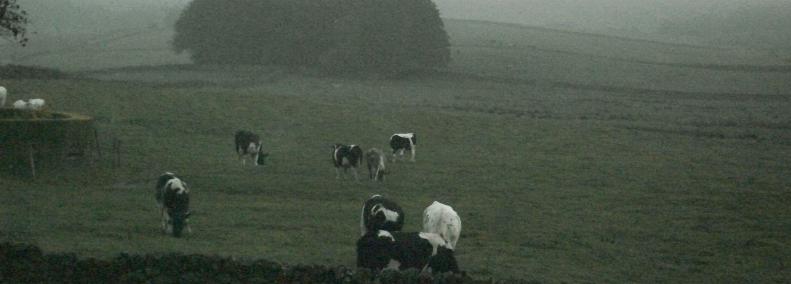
[185, 211, 192, 218]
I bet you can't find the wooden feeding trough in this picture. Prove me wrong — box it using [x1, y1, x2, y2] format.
[0, 108, 99, 176]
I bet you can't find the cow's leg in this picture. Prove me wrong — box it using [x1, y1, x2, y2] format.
[410, 146, 416, 162]
[335, 167, 341, 179]
[237, 146, 245, 165]
[162, 209, 172, 234]
[368, 164, 374, 180]
[160, 208, 167, 233]
[391, 149, 398, 163]
[253, 153, 259, 166]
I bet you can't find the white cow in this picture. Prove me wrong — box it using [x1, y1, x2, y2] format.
[0, 86, 6, 107]
[422, 201, 461, 250]
[12, 100, 27, 109]
[28, 99, 45, 110]
[11, 98, 46, 110]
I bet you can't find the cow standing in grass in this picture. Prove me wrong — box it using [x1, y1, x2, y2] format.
[0, 86, 6, 107]
[390, 133, 416, 162]
[235, 130, 268, 166]
[332, 144, 363, 181]
[422, 201, 461, 250]
[155, 172, 192, 238]
[365, 148, 387, 182]
[360, 194, 404, 236]
[356, 230, 459, 273]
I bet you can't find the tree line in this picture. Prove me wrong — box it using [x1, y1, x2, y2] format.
[172, 0, 451, 75]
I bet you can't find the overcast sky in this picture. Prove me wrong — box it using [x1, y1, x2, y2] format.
[16, 0, 791, 40]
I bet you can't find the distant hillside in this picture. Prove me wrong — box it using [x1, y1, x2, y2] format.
[435, 0, 791, 48]
[659, 2, 791, 48]
[1, 17, 787, 75]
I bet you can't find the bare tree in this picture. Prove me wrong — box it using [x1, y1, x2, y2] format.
[0, 0, 28, 45]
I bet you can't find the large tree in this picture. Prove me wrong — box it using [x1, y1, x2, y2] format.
[320, 0, 450, 74]
[0, 0, 28, 45]
[172, 0, 450, 74]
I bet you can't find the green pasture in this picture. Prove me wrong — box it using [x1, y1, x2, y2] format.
[2, 19, 791, 283]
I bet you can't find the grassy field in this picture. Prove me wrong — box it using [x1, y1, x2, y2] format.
[2, 20, 791, 282]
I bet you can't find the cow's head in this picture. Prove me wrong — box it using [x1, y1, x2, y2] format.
[256, 153, 269, 165]
[356, 231, 396, 270]
[375, 167, 388, 181]
[170, 210, 191, 238]
[168, 184, 191, 238]
[428, 246, 460, 273]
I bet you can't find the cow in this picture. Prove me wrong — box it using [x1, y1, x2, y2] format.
[360, 194, 404, 236]
[332, 144, 363, 181]
[235, 130, 268, 166]
[356, 230, 460, 274]
[389, 133, 416, 162]
[12, 100, 27, 109]
[0, 86, 6, 107]
[365, 148, 387, 182]
[28, 99, 45, 110]
[11, 99, 46, 110]
[155, 172, 192, 238]
[422, 201, 461, 250]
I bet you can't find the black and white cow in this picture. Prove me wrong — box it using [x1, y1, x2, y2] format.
[332, 144, 363, 181]
[365, 148, 387, 182]
[155, 172, 191, 238]
[356, 230, 460, 274]
[389, 133, 416, 162]
[235, 130, 268, 166]
[360, 194, 404, 236]
[422, 201, 461, 250]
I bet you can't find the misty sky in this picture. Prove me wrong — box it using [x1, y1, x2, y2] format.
[14, 0, 791, 45]
[16, 0, 780, 29]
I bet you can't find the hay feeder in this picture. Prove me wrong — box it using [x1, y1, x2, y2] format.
[0, 108, 98, 176]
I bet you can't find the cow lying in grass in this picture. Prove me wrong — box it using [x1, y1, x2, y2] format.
[155, 172, 192, 238]
[332, 144, 363, 181]
[356, 230, 460, 274]
[360, 194, 404, 236]
[235, 130, 268, 166]
[422, 201, 461, 250]
[12, 99, 46, 110]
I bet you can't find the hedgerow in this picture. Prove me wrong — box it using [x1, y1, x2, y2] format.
[0, 243, 504, 283]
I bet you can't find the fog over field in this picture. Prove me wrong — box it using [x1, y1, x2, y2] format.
[11, 0, 791, 48]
